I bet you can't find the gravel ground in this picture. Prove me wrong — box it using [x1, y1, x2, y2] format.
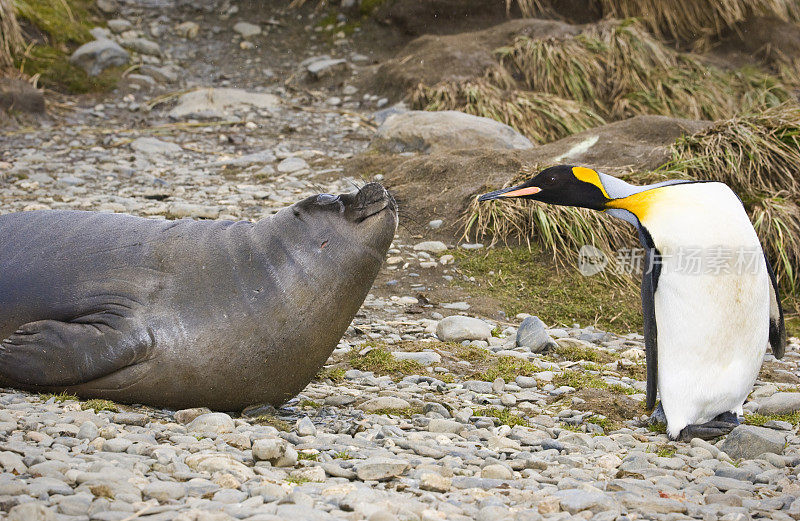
[1, 2, 800, 520]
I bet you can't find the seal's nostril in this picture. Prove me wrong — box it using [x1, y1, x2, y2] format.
[317, 194, 339, 204]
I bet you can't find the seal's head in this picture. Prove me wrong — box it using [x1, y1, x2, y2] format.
[290, 182, 397, 263]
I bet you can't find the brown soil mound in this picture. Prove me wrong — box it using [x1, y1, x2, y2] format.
[365, 18, 580, 100]
[572, 388, 644, 425]
[713, 16, 800, 70]
[373, 0, 524, 37]
[351, 115, 711, 239]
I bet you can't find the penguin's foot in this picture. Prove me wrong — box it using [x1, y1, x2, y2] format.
[675, 412, 740, 442]
[648, 403, 667, 425]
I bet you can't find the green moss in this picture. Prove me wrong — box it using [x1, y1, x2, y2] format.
[607, 383, 636, 396]
[656, 444, 677, 458]
[475, 356, 542, 382]
[316, 366, 346, 383]
[349, 345, 424, 377]
[39, 392, 79, 403]
[552, 370, 608, 390]
[299, 400, 321, 408]
[453, 247, 641, 333]
[647, 423, 667, 434]
[285, 476, 310, 485]
[334, 451, 353, 460]
[359, 0, 387, 16]
[745, 411, 800, 426]
[82, 399, 119, 412]
[474, 407, 529, 427]
[14, 0, 97, 45]
[251, 414, 292, 431]
[586, 415, 616, 431]
[455, 345, 491, 362]
[438, 373, 456, 384]
[16, 45, 122, 93]
[367, 407, 422, 418]
[297, 452, 319, 461]
[553, 344, 617, 363]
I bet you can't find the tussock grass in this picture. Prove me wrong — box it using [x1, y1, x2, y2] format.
[474, 406, 529, 427]
[1, 0, 24, 69]
[411, 79, 605, 144]
[513, 0, 800, 43]
[82, 399, 119, 412]
[498, 19, 792, 121]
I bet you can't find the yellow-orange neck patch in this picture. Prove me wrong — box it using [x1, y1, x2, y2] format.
[605, 189, 663, 221]
[572, 167, 610, 199]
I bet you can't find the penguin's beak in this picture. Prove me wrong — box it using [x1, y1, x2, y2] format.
[478, 185, 542, 201]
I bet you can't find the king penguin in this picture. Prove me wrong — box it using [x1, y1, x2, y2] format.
[479, 165, 786, 441]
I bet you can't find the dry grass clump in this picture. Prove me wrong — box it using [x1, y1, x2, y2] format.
[0, 0, 24, 69]
[513, 0, 800, 43]
[411, 79, 605, 144]
[498, 19, 792, 121]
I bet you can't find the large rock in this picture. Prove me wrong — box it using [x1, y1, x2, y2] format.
[756, 392, 800, 415]
[720, 425, 787, 460]
[0, 79, 44, 113]
[69, 39, 129, 76]
[554, 488, 618, 514]
[516, 316, 556, 353]
[372, 110, 533, 154]
[233, 21, 261, 38]
[436, 315, 492, 342]
[169, 88, 281, 119]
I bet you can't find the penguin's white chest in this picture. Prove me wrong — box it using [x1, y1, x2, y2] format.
[637, 183, 770, 436]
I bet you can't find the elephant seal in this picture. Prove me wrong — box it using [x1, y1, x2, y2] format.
[0, 183, 396, 410]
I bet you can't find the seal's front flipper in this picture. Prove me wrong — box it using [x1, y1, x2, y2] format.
[0, 318, 153, 387]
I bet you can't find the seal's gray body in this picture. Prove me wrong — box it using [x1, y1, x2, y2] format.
[0, 184, 396, 410]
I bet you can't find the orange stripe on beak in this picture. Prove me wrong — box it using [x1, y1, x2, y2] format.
[499, 186, 541, 198]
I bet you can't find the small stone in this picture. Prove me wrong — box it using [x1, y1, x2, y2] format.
[96, 0, 118, 13]
[102, 437, 132, 453]
[359, 396, 411, 412]
[413, 241, 447, 253]
[356, 457, 408, 481]
[186, 413, 235, 434]
[500, 394, 517, 406]
[554, 489, 617, 514]
[436, 316, 492, 342]
[481, 464, 512, 480]
[143, 480, 186, 501]
[305, 57, 349, 79]
[420, 472, 451, 492]
[131, 137, 181, 156]
[113, 412, 148, 426]
[291, 466, 326, 483]
[428, 419, 463, 434]
[8, 502, 55, 521]
[428, 219, 443, 229]
[441, 301, 471, 310]
[174, 407, 212, 424]
[757, 392, 800, 415]
[233, 21, 261, 38]
[252, 438, 297, 467]
[492, 377, 505, 393]
[277, 157, 309, 173]
[296, 416, 317, 436]
[391, 351, 441, 366]
[516, 375, 537, 388]
[77, 421, 99, 440]
[107, 19, 132, 33]
[175, 21, 200, 38]
[121, 38, 161, 56]
[538, 496, 561, 514]
[720, 425, 787, 460]
[516, 316, 556, 353]
[69, 40, 129, 76]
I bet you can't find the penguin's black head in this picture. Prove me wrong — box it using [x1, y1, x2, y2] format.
[478, 165, 611, 211]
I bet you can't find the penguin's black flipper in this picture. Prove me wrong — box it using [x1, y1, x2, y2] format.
[764, 254, 786, 359]
[642, 246, 661, 411]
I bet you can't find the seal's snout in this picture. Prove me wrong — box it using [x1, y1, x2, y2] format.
[349, 182, 396, 223]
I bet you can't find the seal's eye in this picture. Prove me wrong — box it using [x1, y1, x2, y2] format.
[316, 194, 339, 204]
